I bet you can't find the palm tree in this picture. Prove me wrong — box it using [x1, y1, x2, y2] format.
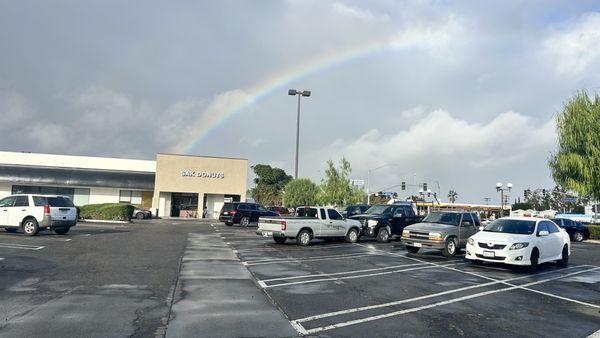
[448, 190, 458, 203]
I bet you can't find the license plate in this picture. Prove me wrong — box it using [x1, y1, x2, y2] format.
[483, 250, 495, 258]
[413, 242, 422, 247]
[262, 231, 273, 237]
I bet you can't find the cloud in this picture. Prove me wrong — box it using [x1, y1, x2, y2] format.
[542, 12, 600, 76]
[332, 2, 386, 23]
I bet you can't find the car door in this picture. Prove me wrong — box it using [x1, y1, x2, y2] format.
[536, 221, 557, 261]
[459, 213, 477, 247]
[544, 221, 564, 259]
[389, 207, 405, 235]
[0, 196, 16, 225]
[326, 209, 347, 236]
[9, 196, 30, 226]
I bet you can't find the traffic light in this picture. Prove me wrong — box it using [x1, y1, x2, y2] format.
[423, 183, 427, 191]
[401, 182, 406, 190]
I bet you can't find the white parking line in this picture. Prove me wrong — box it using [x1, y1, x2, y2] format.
[242, 252, 382, 266]
[236, 244, 358, 253]
[0, 243, 44, 250]
[262, 263, 466, 288]
[295, 266, 599, 335]
[588, 329, 600, 338]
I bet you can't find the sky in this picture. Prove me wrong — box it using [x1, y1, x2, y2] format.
[1, 0, 600, 204]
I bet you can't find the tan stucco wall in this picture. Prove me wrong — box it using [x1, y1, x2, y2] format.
[152, 153, 247, 216]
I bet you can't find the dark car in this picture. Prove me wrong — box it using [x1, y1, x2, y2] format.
[219, 202, 278, 227]
[341, 204, 370, 218]
[552, 218, 590, 242]
[267, 206, 290, 215]
[350, 202, 424, 242]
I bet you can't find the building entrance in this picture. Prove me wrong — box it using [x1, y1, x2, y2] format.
[171, 192, 199, 218]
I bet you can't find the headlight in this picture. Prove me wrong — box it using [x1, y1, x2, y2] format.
[367, 220, 378, 226]
[429, 232, 443, 241]
[509, 242, 529, 250]
[402, 229, 410, 237]
[467, 238, 474, 246]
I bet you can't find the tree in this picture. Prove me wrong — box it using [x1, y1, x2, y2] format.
[250, 164, 292, 206]
[549, 91, 600, 201]
[447, 190, 458, 203]
[512, 202, 534, 210]
[283, 178, 319, 208]
[319, 157, 358, 206]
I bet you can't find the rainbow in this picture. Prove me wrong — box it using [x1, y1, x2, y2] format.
[181, 24, 455, 153]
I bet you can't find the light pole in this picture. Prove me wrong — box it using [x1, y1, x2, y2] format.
[367, 164, 392, 204]
[288, 89, 311, 179]
[496, 182, 512, 217]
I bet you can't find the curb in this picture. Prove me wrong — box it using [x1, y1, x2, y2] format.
[585, 239, 600, 244]
[79, 219, 130, 224]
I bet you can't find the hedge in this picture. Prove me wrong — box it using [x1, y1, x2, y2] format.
[588, 225, 600, 240]
[79, 203, 134, 221]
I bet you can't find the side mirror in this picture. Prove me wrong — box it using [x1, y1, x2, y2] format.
[538, 230, 550, 237]
[478, 226, 484, 231]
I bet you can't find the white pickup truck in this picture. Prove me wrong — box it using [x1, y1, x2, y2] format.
[256, 206, 362, 246]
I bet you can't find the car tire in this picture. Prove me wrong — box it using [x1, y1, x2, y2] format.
[406, 245, 420, 254]
[54, 227, 70, 235]
[442, 237, 458, 257]
[346, 228, 359, 243]
[225, 222, 233, 226]
[273, 237, 287, 244]
[377, 227, 390, 243]
[5, 228, 18, 233]
[571, 231, 584, 242]
[23, 218, 39, 236]
[136, 212, 145, 220]
[529, 248, 540, 272]
[297, 230, 311, 246]
[558, 245, 569, 267]
[240, 216, 250, 227]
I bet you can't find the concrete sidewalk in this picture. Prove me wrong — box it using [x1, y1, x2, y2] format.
[165, 232, 297, 338]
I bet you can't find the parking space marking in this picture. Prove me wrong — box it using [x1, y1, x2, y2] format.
[0, 242, 44, 250]
[235, 244, 359, 253]
[260, 262, 466, 288]
[242, 252, 382, 266]
[588, 329, 600, 338]
[294, 266, 599, 335]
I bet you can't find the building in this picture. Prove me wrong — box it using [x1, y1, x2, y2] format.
[0, 151, 248, 219]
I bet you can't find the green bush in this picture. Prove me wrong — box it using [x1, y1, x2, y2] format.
[79, 203, 134, 221]
[588, 225, 600, 240]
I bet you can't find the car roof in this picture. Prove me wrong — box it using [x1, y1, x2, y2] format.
[501, 216, 546, 221]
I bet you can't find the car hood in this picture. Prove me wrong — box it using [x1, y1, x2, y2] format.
[471, 231, 532, 244]
[405, 222, 456, 232]
[350, 214, 387, 221]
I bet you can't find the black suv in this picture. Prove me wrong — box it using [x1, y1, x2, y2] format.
[350, 203, 424, 242]
[219, 202, 278, 226]
[552, 218, 590, 242]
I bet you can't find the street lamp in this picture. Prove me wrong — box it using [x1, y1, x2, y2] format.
[367, 164, 390, 204]
[288, 89, 311, 179]
[496, 182, 512, 216]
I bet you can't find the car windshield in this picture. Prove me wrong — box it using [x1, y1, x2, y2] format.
[484, 219, 536, 235]
[422, 212, 461, 226]
[365, 205, 391, 215]
[46, 197, 75, 207]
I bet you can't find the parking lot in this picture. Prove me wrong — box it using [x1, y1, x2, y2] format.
[1, 219, 599, 337]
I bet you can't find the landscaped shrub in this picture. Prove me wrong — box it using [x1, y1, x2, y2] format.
[588, 225, 600, 240]
[79, 203, 134, 221]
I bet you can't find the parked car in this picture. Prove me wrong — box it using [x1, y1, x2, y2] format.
[267, 206, 290, 215]
[401, 211, 480, 257]
[350, 202, 424, 242]
[219, 202, 278, 226]
[341, 204, 370, 218]
[0, 194, 77, 236]
[133, 207, 152, 220]
[256, 206, 362, 246]
[551, 218, 590, 242]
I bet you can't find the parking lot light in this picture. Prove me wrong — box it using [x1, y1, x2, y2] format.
[288, 88, 311, 179]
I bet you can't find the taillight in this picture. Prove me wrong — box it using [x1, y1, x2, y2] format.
[230, 210, 237, 215]
[44, 205, 50, 215]
[281, 220, 287, 231]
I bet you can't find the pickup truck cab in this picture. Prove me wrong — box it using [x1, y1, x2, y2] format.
[350, 202, 424, 242]
[256, 206, 362, 246]
[401, 211, 480, 257]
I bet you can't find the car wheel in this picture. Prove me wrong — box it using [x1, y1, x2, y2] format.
[23, 218, 39, 236]
[54, 227, 70, 235]
[406, 245, 420, 254]
[273, 237, 287, 244]
[136, 212, 145, 220]
[5, 228, 18, 233]
[346, 228, 359, 243]
[297, 230, 311, 246]
[377, 228, 390, 243]
[442, 237, 457, 257]
[225, 221, 233, 226]
[558, 245, 569, 267]
[529, 248, 540, 272]
[240, 216, 250, 227]
[572, 231, 584, 242]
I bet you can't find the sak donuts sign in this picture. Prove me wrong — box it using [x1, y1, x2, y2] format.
[180, 170, 225, 179]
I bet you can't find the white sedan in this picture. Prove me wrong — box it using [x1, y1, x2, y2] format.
[466, 217, 570, 270]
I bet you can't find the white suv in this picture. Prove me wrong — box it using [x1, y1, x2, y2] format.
[0, 194, 78, 236]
